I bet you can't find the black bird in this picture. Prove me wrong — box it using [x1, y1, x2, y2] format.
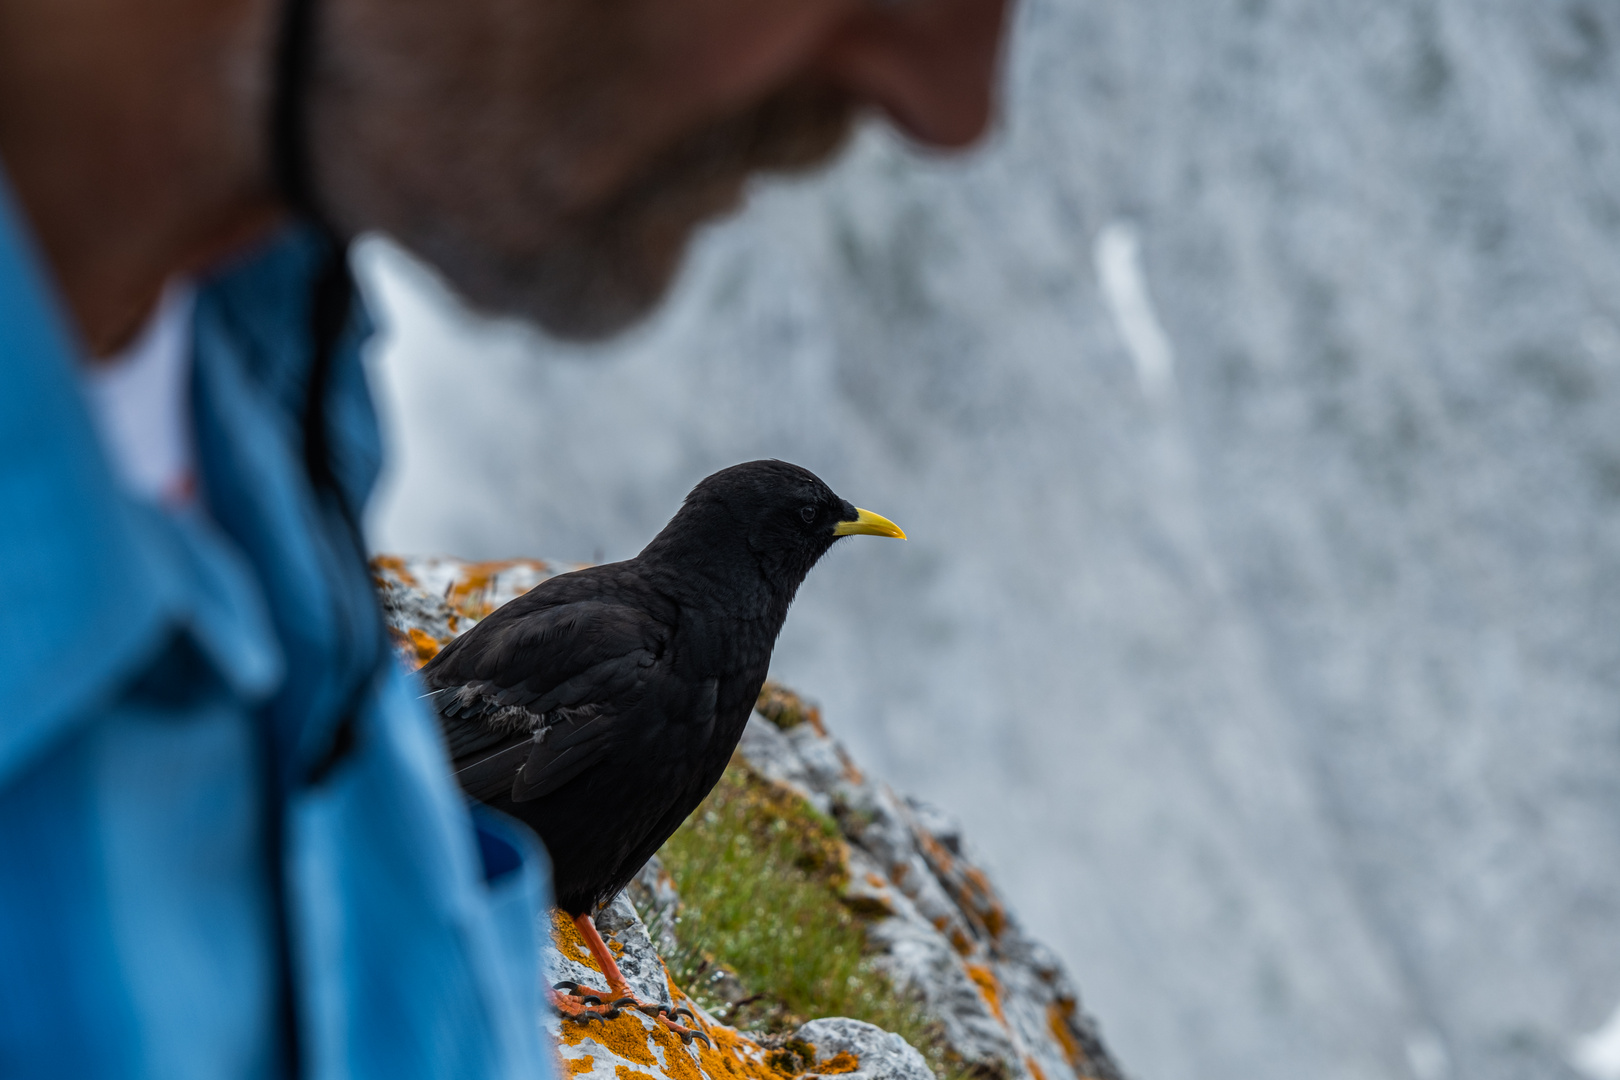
[418, 460, 904, 1036]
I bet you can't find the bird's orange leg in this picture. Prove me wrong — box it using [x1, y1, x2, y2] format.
[572, 911, 633, 997]
[550, 912, 710, 1046]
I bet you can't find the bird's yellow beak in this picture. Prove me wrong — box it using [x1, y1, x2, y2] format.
[833, 507, 907, 540]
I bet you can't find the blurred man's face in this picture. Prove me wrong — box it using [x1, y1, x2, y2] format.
[308, 0, 1007, 338]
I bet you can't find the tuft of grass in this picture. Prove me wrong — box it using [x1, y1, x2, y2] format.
[656, 762, 968, 1080]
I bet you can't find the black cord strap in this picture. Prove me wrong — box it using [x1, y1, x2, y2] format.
[301, 246, 355, 511]
[268, 0, 379, 1065]
[271, 0, 326, 226]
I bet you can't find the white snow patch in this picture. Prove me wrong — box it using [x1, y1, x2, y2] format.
[1571, 1001, 1620, 1080]
[1403, 1030, 1450, 1080]
[1094, 220, 1177, 403]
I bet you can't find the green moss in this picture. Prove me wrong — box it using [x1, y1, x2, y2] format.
[656, 762, 966, 1080]
[754, 680, 818, 731]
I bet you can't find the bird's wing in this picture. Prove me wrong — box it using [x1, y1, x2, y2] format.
[423, 599, 666, 720]
[443, 705, 627, 804]
[508, 706, 617, 803]
[419, 596, 675, 798]
[509, 675, 717, 803]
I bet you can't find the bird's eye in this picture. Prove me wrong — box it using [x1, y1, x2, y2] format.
[800, 505, 817, 524]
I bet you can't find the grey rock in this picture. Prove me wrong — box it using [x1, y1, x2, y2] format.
[737, 711, 830, 814]
[864, 903, 1024, 1074]
[739, 711, 1122, 1080]
[626, 854, 683, 959]
[793, 1018, 935, 1080]
[371, 559, 461, 644]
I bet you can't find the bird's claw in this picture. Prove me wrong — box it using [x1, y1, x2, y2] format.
[549, 983, 620, 1024]
[650, 1007, 709, 1046]
[634, 1002, 693, 1020]
[549, 984, 706, 1042]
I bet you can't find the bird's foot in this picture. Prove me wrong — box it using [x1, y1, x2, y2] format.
[551, 982, 712, 1046]
[549, 981, 635, 1020]
[655, 1009, 711, 1047]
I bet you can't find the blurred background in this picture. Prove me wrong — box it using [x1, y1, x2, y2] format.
[359, 2, 1620, 1079]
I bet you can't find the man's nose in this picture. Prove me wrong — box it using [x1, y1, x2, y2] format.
[817, 0, 1011, 149]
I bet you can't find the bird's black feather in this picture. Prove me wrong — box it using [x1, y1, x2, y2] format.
[417, 460, 882, 914]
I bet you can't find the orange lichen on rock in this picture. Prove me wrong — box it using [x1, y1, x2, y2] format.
[445, 562, 505, 619]
[816, 1052, 860, 1075]
[960, 867, 1007, 940]
[1025, 1058, 1048, 1080]
[686, 1010, 812, 1080]
[383, 625, 447, 672]
[405, 627, 442, 667]
[915, 832, 953, 873]
[558, 1011, 660, 1068]
[1046, 1001, 1088, 1071]
[616, 1067, 660, 1080]
[370, 554, 420, 586]
[567, 1056, 598, 1076]
[553, 910, 599, 968]
[911, 828, 1009, 947]
[442, 558, 556, 620]
[965, 965, 1006, 1025]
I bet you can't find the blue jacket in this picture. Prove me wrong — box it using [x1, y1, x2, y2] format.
[0, 176, 553, 1080]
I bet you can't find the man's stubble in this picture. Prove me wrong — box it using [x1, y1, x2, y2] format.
[306, 0, 857, 339]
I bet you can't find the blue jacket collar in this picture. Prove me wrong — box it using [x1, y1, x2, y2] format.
[0, 174, 282, 787]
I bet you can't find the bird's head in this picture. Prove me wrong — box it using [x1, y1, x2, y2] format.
[644, 460, 905, 595]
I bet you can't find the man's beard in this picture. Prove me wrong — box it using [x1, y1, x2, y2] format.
[346, 81, 857, 341]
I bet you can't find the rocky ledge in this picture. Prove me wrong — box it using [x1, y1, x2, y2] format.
[374, 555, 1124, 1080]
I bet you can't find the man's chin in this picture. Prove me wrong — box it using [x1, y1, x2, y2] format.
[409, 221, 694, 342]
[485, 257, 677, 343]
[398, 155, 770, 340]
[377, 79, 853, 340]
